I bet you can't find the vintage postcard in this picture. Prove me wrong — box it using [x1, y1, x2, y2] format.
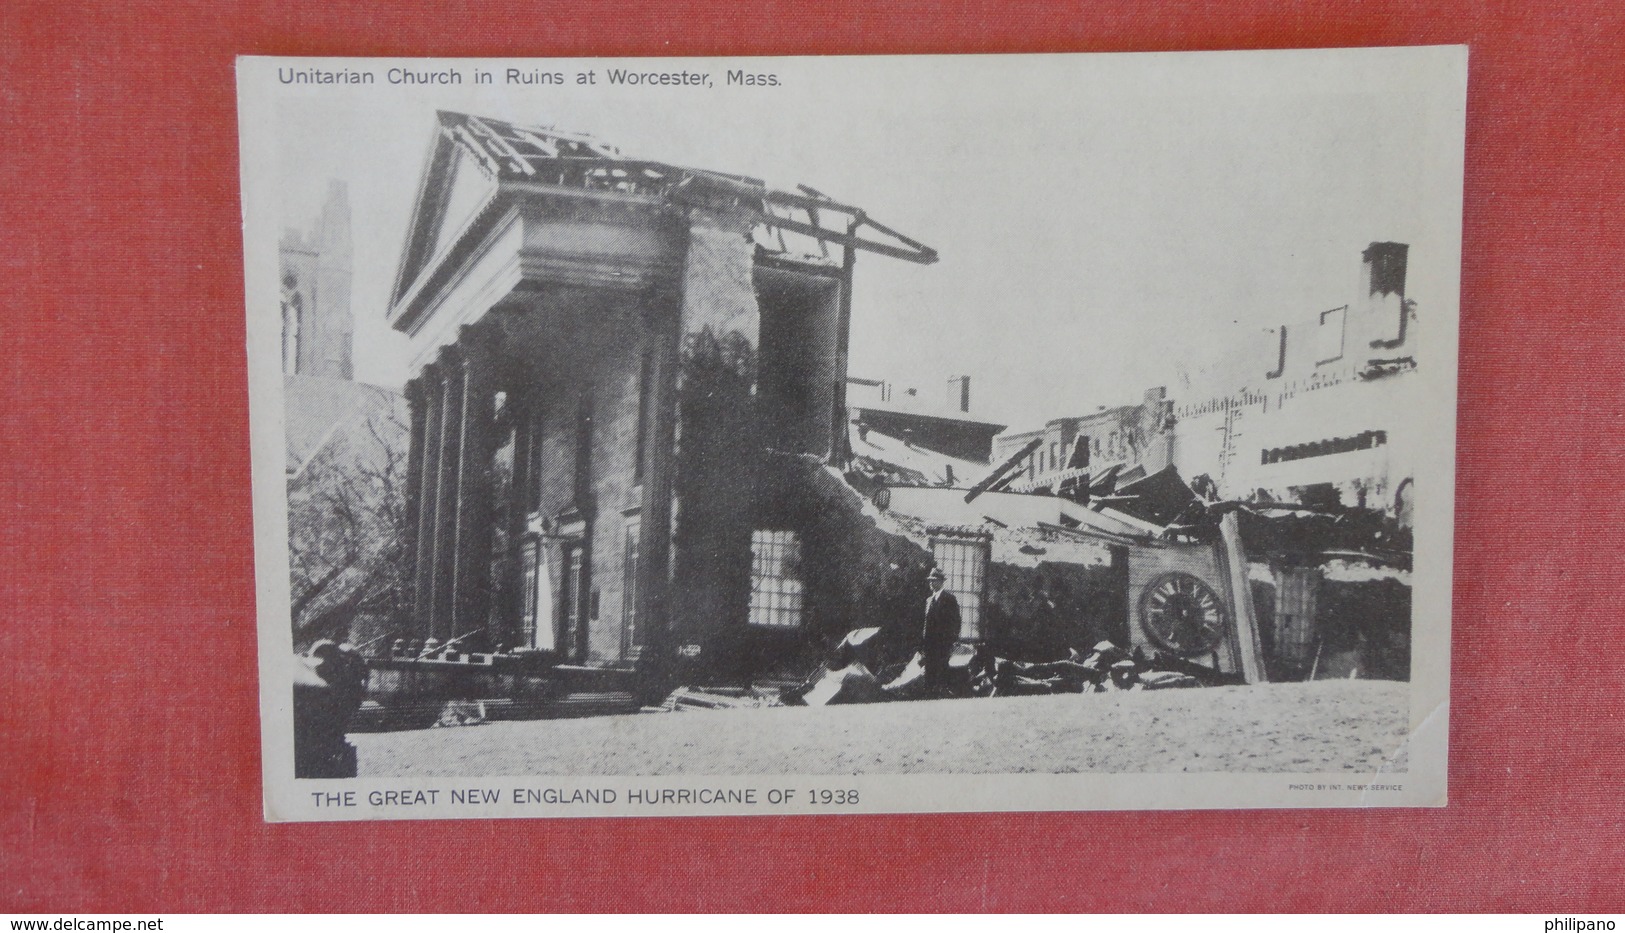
[238, 48, 1465, 821]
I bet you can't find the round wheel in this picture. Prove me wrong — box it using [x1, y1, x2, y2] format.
[1138, 572, 1227, 656]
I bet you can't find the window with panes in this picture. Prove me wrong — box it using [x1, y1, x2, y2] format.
[930, 537, 989, 640]
[748, 530, 804, 629]
[561, 543, 587, 659]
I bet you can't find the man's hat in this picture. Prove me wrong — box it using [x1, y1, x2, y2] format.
[926, 567, 947, 581]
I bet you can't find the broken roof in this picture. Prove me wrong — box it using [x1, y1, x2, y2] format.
[882, 485, 1158, 546]
[850, 399, 1007, 430]
[847, 421, 993, 488]
[1002, 460, 1130, 496]
[391, 111, 937, 314]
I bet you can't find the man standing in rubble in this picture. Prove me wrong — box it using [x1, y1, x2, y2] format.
[921, 566, 961, 693]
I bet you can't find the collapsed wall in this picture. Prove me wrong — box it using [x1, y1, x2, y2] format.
[1249, 562, 1412, 681]
[981, 529, 1130, 663]
[753, 457, 1136, 678]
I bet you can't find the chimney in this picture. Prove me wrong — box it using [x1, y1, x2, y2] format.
[1362, 242, 1411, 349]
[1361, 242, 1408, 298]
[947, 375, 971, 413]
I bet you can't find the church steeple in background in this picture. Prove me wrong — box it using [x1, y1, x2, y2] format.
[279, 180, 353, 379]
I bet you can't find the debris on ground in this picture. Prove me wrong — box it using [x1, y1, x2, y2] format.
[781, 661, 887, 707]
[965, 640, 1210, 698]
[357, 680, 1410, 777]
[655, 632, 1228, 713]
[432, 699, 489, 727]
[802, 663, 890, 706]
[658, 685, 786, 712]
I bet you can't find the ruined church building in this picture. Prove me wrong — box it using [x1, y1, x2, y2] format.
[389, 112, 935, 688]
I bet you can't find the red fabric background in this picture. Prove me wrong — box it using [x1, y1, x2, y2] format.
[2, 0, 1620, 913]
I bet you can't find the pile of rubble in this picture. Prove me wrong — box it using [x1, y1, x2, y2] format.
[967, 642, 1227, 698]
[653, 628, 1244, 712]
[654, 685, 789, 712]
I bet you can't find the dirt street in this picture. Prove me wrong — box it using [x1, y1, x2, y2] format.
[353, 680, 1410, 777]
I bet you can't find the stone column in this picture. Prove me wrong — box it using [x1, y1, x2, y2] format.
[429, 344, 465, 639]
[449, 324, 500, 644]
[637, 293, 681, 660]
[412, 362, 444, 636]
[402, 376, 429, 631]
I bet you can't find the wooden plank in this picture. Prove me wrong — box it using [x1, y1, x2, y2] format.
[466, 115, 535, 175]
[1218, 511, 1268, 683]
[964, 437, 1042, 502]
[1034, 520, 1142, 548]
[449, 124, 503, 176]
[753, 212, 938, 265]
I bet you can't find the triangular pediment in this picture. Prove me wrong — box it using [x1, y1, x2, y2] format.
[431, 143, 499, 265]
[387, 111, 939, 331]
[390, 113, 639, 316]
[388, 113, 503, 312]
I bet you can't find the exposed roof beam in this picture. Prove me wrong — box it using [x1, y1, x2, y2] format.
[964, 437, 1042, 503]
[752, 211, 937, 265]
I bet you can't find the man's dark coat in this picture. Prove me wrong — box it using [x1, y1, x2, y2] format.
[921, 589, 961, 682]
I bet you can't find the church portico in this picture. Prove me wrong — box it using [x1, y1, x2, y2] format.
[392, 175, 693, 661]
[402, 282, 675, 661]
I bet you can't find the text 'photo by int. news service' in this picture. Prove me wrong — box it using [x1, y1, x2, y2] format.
[237, 48, 1467, 822]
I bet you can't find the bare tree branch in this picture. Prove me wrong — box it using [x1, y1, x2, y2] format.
[286, 390, 412, 647]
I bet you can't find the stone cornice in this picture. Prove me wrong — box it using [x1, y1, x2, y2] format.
[389, 182, 688, 335]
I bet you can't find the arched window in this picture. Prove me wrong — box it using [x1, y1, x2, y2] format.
[281, 272, 302, 375]
[1394, 478, 1415, 529]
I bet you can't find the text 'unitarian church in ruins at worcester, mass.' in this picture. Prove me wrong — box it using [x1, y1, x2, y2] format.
[389, 111, 938, 687]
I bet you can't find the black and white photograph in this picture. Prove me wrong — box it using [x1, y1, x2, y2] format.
[239, 48, 1465, 820]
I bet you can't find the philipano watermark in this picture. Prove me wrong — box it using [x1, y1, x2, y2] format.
[1545, 921, 1616, 932]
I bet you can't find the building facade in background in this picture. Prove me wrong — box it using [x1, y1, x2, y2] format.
[279, 179, 411, 651]
[848, 376, 1007, 465]
[1168, 242, 1420, 521]
[992, 242, 1420, 524]
[844, 376, 1006, 491]
[993, 387, 1174, 497]
[976, 242, 1422, 682]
